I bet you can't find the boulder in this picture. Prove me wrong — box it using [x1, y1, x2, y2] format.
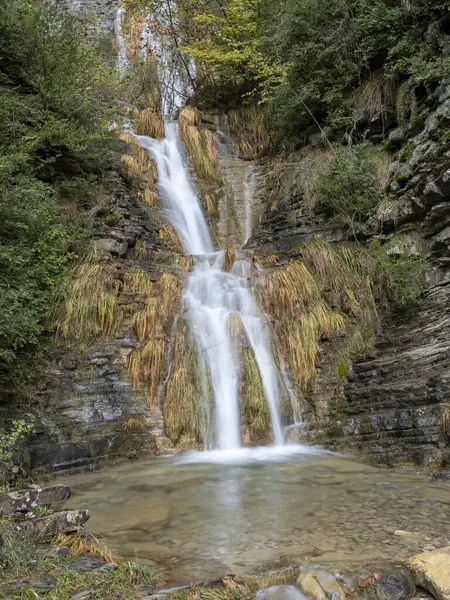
[296, 567, 346, 600]
[355, 564, 416, 600]
[0, 485, 71, 515]
[254, 585, 309, 600]
[17, 509, 90, 538]
[94, 238, 128, 257]
[406, 547, 450, 600]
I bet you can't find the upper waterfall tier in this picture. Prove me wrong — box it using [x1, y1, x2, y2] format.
[136, 123, 214, 256]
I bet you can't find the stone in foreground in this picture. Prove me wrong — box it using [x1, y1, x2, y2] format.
[0, 484, 71, 515]
[18, 509, 90, 537]
[254, 585, 309, 600]
[406, 547, 450, 600]
[355, 564, 416, 600]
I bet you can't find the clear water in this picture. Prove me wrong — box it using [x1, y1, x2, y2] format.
[58, 454, 450, 582]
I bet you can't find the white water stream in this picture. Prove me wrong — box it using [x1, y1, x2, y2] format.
[118, 6, 286, 451]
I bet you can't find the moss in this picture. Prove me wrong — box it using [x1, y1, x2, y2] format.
[105, 211, 123, 226]
[336, 359, 349, 378]
[395, 149, 410, 162]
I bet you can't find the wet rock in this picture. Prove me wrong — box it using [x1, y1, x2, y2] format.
[69, 593, 92, 600]
[296, 567, 346, 600]
[66, 554, 115, 572]
[142, 584, 191, 599]
[46, 546, 69, 558]
[18, 509, 90, 538]
[406, 546, 450, 600]
[355, 564, 416, 600]
[0, 484, 71, 515]
[0, 577, 55, 595]
[254, 585, 309, 600]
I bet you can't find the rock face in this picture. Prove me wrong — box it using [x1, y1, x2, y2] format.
[265, 82, 450, 469]
[0, 170, 178, 470]
[406, 547, 450, 600]
[65, 0, 120, 32]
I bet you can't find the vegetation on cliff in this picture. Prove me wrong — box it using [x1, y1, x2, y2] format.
[0, 0, 121, 395]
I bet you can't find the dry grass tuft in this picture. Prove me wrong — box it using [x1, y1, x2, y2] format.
[179, 107, 221, 184]
[443, 406, 450, 437]
[224, 248, 236, 272]
[159, 223, 184, 252]
[136, 107, 165, 139]
[260, 238, 379, 386]
[228, 105, 273, 159]
[241, 347, 271, 441]
[127, 271, 181, 405]
[353, 71, 397, 122]
[139, 188, 159, 208]
[54, 533, 118, 564]
[54, 262, 123, 345]
[122, 415, 149, 433]
[163, 324, 202, 444]
[120, 131, 139, 147]
[121, 147, 158, 184]
[204, 192, 219, 217]
[377, 197, 410, 229]
[178, 255, 194, 273]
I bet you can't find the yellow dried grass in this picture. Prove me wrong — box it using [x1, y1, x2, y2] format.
[122, 414, 149, 433]
[54, 262, 123, 345]
[127, 272, 181, 405]
[443, 406, 450, 437]
[261, 239, 380, 386]
[54, 533, 117, 564]
[163, 325, 202, 444]
[139, 188, 159, 207]
[159, 223, 184, 253]
[179, 107, 221, 184]
[228, 105, 273, 159]
[241, 347, 271, 440]
[136, 107, 165, 139]
[224, 248, 236, 272]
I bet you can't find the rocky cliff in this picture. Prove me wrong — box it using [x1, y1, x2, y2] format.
[258, 80, 450, 469]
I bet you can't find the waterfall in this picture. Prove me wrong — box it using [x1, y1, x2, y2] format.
[115, 6, 128, 73]
[118, 5, 286, 451]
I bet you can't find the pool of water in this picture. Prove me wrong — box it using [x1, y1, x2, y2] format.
[57, 449, 450, 582]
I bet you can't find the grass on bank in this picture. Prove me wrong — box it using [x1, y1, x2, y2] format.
[0, 520, 164, 599]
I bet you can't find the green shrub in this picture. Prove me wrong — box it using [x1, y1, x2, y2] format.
[368, 240, 427, 309]
[314, 144, 389, 224]
[0, 418, 33, 462]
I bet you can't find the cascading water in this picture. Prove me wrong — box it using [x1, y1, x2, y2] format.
[137, 125, 284, 449]
[115, 6, 128, 73]
[118, 5, 287, 452]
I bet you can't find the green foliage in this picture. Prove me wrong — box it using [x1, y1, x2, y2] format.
[130, 0, 449, 145]
[0, 418, 33, 461]
[0, 0, 121, 394]
[368, 240, 427, 310]
[314, 144, 389, 224]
